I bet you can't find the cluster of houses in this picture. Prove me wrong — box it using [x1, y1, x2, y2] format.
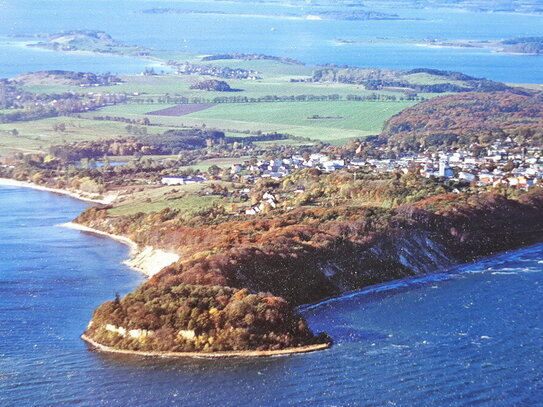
[364, 142, 543, 189]
[159, 154, 339, 185]
[244, 191, 278, 215]
[161, 141, 543, 191]
[173, 63, 261, 80]
[225, 144, 542, 189]
[229, 153, 348, 182]
[159, 140, 542, 216]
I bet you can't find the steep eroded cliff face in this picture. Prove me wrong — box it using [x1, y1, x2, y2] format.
[78, 189, 543, 352]
[314, 231, 456, 295]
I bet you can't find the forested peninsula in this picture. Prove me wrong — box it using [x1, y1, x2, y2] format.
[2, 51, 543, 356]
[77, 89, 543, 354]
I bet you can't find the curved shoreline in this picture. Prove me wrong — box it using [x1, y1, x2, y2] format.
[60, 222, 180, 277]
[0, 178, 117, 204]
[81, 334, 330, 359]
[0, 179, 179, 277]
[60, 222, 138, 249]
[2, 178, 329, 359]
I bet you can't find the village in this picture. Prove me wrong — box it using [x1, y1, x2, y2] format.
[162, 138, 543, 189]
[168, 62, 261, 80]
[159, 138, 543, 215]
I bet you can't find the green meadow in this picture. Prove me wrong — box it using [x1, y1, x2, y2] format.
[107, 181, 241, 216]
[3, 56, 425, 155]
[94, 98, 415, 143]
[0, 117, 137, 154]
[185, 100, 414, 132]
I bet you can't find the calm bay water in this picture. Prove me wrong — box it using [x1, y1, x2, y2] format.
[1, 186, 543, 406]
[0, 0, 542, 82]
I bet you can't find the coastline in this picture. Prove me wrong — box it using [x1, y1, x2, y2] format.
[19, 41, 172, 72]
[0, 178, 180, 276]
[81, 333, 330, 359]
[60, 222, 180, 278]
[1, 183, 330, 359]
[60, 222, 137, 250]
[58, 222, 180, 278]
[0, 178, 117, 204]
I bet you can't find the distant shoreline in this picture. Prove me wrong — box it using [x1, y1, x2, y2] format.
[0, 178, 116, 204]
[81, 333, 330, 359]
[3, 38, 170, 73]
[0, 179, 179, 277]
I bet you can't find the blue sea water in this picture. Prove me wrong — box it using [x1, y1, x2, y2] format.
[0, 0, 542, 82]
[1, 185, 543, 406]
[0, 41, 164, 78]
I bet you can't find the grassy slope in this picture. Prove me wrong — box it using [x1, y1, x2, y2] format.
[179, 156, 257, 171]
[107, 181, 238, 216]
[0, 117, 138, 154]
[402, 72, 468, 86]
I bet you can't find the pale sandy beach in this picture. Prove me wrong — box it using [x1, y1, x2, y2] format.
[61, 222, 180, 277]
[0, 178, 179, 277]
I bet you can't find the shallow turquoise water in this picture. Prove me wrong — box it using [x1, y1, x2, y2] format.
[1, 186, 542, 406]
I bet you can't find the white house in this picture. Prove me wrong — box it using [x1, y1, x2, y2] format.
[438, 158, 455, 178]
[230, 164, 243, 174]
[161, 176, 205, 185]
[458, 171, 476, 182]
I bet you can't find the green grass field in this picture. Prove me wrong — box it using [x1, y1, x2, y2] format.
[22, 70, 407, 101]
[186, 101, 413, 131]
[3, 58, 424, 155]
[91, 99, 414, 143]
[0, 96, 415, 156]
[0, 102, 369, 155]
[93, 107, 376, 142]
[184, 100, 415, 142]
[109, 192, 220, 216]
[108, 181, 237, 216]
[0, 117, 138, 154]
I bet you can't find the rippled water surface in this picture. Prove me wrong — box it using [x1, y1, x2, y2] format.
[1, 186, 543, 406]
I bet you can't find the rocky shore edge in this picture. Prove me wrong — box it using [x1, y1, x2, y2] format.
[81, 334, 331, 359]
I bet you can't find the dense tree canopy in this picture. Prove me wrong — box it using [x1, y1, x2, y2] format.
[381, 92, 543, 150]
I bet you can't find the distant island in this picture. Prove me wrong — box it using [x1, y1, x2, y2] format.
[421, 36, 543, 55]
[138, 7, 406, 21]
[25, 30, 151, 57]
[364, 0, 543, 14]
[500, 37, 543, 55]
